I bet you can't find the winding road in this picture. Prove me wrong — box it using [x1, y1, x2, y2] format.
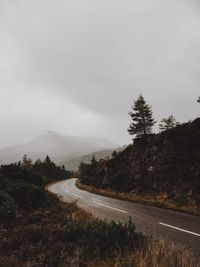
[48, 178, 200, 255]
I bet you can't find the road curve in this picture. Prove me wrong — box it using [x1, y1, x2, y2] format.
[48, 178, 200, 255]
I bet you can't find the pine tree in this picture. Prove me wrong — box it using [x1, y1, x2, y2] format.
[17, 161, 22, 168]
[22, 155, 32, 169]
[159, 115, 178, 131]
[91, 155, 97, 166]
[45, 155, 51, 165]
[112, 150, 117, 158]
[128, 95, 156, 138]
[35, 159, 42, 166]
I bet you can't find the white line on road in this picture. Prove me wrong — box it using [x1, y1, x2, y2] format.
[72, 193, 83, 199]
[61, 184, 83, 199]
[159, 222, 200, 237]
[61, 184, 69, 193]
[93, 201, 128, 214]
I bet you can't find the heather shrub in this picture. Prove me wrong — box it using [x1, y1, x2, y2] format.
[63, 217, 145, 257]
[8, 182, 48, 208]
[0, 190, 16, 221]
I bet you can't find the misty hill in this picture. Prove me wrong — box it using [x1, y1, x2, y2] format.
[63, 146, 127, 170]
[0, 131, 117, 165]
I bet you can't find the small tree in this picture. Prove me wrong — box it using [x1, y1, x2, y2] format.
[128, 95, 156, 138]
[197, 97, 200, 103]
[91, 155, 97, 166]
[45, 155, 52, 165]
[112, 150, 117, 158]
[159, 115, 179, 131]
[35, 159, 42, 166]
[22, 155, 32, 170]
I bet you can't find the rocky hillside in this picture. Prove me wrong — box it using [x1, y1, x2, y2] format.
[79, 118, 200, 204]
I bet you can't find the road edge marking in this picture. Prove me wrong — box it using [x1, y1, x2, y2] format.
[93, 201, 128, 214]
[159, 222, 200, 237]
[72, 193, 83, 199]
[61, 184, 69, 193]
[61, 184, 83, 199]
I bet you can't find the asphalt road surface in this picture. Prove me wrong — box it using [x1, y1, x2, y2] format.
[48, 178, 200, 255]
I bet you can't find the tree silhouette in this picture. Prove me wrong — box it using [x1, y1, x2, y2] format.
[159, 115, 179, 131]
[112, 150, 117, 158]
[45, 155, 51, 165]
[128, 95, 156, 138]
[22, 155, 32, 169]
[91, 155, 97, 166]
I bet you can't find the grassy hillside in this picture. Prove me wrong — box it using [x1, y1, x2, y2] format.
[63, 146, 126, 170]
[63, 149, 113, 170]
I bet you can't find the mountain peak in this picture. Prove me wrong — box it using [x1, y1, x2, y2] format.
[0, 132, 117, 165]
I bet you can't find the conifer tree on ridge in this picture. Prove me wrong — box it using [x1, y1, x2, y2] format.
[128, 95, 156, 138]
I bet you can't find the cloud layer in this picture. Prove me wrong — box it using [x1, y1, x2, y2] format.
[0, 0, 200, 148]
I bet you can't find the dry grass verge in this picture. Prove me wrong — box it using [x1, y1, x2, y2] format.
[91, 241, 200, 267]
[1, 191, 199, 267]
[76, 180, 200, 216]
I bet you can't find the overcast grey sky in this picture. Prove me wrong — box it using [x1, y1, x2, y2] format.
[0, 0, 200, 148]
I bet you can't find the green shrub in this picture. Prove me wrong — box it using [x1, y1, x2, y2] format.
[0, 165, 43, 192]
[0, 190, 16, 221]
[63, 217, 145, 257]
[8, 183, 48, 209]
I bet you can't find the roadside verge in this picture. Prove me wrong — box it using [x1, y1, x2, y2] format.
[76, 180, 200, 217]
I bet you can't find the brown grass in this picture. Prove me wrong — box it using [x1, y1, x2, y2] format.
[91, 241, 200, 267]
[0, 193, 91, 267]
[0, 191, 199, 267]
[76, 180, 200, 216]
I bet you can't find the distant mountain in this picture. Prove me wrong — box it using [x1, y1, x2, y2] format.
[63, 146, 127, 170]
[0, 131, 117, 165]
